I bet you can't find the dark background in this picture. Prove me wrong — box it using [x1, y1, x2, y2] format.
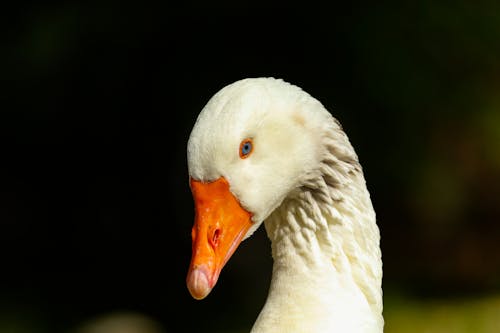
[2, 1, 500, 332]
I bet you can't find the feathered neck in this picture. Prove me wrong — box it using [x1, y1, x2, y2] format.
[251, 122, 384, 333]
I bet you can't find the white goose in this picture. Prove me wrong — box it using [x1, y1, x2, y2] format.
[186, 78, 383, 332]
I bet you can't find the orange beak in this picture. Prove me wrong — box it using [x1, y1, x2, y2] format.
[186, 177, 253, 300]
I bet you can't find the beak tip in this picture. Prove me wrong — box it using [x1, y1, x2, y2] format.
[187, 266, 212, 300]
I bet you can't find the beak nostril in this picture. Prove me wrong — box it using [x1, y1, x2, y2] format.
[210, 228, 221, 248]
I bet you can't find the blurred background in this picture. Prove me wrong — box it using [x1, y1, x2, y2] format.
[2, 1, 499, 332]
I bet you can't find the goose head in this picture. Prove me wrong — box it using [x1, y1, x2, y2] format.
[186, 78, 359, 300]
[186, 78, 383, 332]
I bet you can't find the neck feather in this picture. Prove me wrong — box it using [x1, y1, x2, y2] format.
[251, 125, 383, 333]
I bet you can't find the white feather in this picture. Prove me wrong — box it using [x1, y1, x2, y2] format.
[187, 77, 383, 332]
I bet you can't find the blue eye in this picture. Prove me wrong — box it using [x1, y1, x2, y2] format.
[239, 138, 253, 158]
[242, 142, 251, 154]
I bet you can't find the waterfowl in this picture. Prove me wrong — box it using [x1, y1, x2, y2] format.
[186, 78, 383, 332]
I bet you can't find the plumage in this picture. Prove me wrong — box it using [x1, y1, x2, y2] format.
[186, 78, 383, 332]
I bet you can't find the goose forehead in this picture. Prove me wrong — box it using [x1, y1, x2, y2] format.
[205, 91, 271, 127]
[190, 90, 293, 147]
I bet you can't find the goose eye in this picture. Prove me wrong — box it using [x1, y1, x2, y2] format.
[239, 138, 253, 159]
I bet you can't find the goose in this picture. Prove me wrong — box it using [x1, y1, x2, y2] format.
[185, 77, 383, 332]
